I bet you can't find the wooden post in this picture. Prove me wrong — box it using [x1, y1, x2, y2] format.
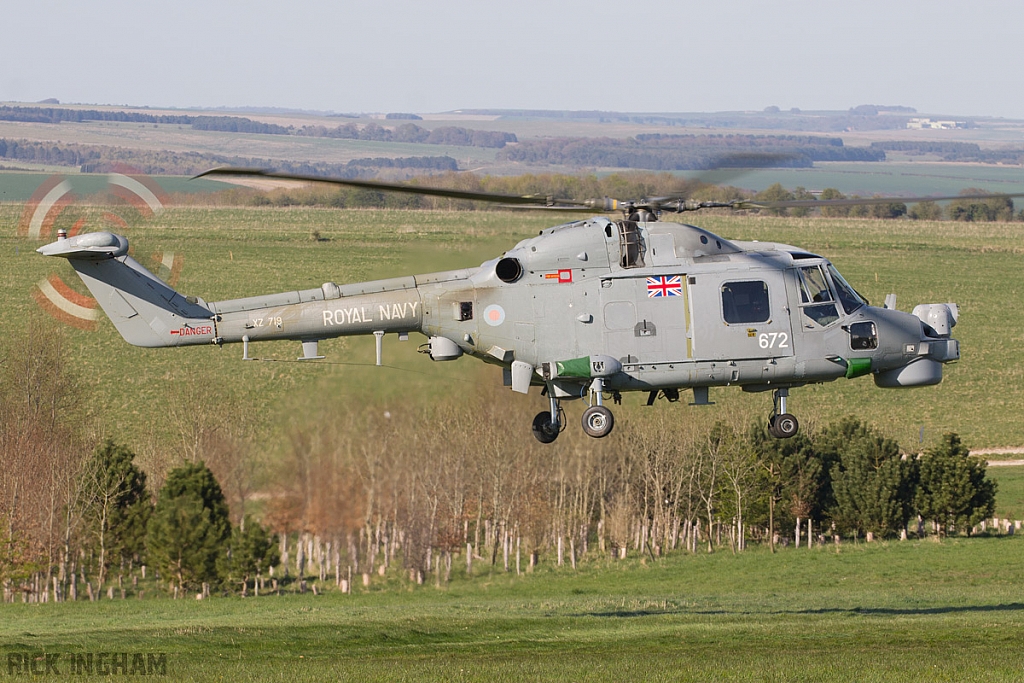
[466, 543, 473, 575]
[516, 536, 521, 576]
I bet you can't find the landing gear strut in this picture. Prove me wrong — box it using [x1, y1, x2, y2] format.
[532, 391, 563, 444]
[768, 387, 799, 439]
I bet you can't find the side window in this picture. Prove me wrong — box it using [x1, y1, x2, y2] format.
[849, 321, 878, 350]
[721, 280, 770, 324]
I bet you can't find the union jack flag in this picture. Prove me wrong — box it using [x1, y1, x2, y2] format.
[647, 275, 683, 298]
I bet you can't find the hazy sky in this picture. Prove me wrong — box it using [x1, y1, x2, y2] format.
[3, 0, 1022, 118]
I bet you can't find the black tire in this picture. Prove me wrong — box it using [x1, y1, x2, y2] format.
[581, 406, 615, 438]
[773, 413, 799, 439]
[532, 411, 559, 444]
[767, 415, 781, 439]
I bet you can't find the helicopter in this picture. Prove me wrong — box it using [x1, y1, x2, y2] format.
[38, 167, 998, 443]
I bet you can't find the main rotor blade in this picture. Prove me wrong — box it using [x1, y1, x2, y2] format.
[195, 167, 591, 208]
[742, 191, 1024, 210]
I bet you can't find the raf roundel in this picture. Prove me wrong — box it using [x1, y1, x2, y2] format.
[483, 304, 505, 326]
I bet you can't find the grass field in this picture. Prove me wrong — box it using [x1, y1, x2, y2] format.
[5, 197, 1024, 681]
[3, 203, 1022, 456]
[3, 536, 1023, 681]
[989, 466, 1024, 520]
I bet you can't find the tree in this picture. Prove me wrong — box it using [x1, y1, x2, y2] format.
[908, 201, 943, 221]
[916, 433, 996, 536]
[948, 189, 1014, 222]
[791, 187, 816, 218]
[754, 183, 795, 216]
[147, 462, 230, 593]
[82, 440, 152, 587]
[819, 188, 850, 217]
[220, 516, 279, 595]
[869, 201, 907, 219]
[749, 425, 830, 550]
[823, 418, 917, 538]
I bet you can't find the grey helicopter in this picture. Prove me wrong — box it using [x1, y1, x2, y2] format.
[38, 167, 989, 443]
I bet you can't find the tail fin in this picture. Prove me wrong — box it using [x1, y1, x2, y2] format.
[37, 232, 216, 348]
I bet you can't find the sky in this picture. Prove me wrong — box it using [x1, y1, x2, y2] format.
[3, 0, 1023, 118]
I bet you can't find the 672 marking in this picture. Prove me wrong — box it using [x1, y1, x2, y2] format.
[758, 332, 789, 349]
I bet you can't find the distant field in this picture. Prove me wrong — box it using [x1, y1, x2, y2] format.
[2, 536, 1023, 682]
[676, 161, 1024, 196]
[0, 171, 234, 202]
[2, 203, 1022, 456]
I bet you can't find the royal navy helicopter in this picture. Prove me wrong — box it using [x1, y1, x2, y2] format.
[39, 168, 990, 443]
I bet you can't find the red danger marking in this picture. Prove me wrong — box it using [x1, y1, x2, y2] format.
[170, 325, 213, 337]
[544, 269, 573, 283]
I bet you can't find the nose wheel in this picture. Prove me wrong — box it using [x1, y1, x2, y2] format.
[767, 388, 799, 439]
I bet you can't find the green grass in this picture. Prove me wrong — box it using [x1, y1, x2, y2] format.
[989, 466, 1024, 520]
[3, 204, 1023, 454]
[3, 536, 1024, 681]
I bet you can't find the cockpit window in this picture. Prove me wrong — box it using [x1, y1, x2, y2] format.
[798, 265, 839, 326]
[827, 264, 866, 315]
[799, 266, 833, 304]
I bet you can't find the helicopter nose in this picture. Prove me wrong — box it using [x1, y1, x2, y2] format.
[874, 303, 959, 388]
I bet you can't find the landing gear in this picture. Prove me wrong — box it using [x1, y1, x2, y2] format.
[582, 406, 614, 438]
[532, 378, 616, 443]
[532, 392, 563, 444]
[582, 377, 615, 439]
[768, 388, 799, 439]
[532, 411, 560, 444]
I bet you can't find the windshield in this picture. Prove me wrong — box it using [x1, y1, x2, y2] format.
[827, 264, 866, 314]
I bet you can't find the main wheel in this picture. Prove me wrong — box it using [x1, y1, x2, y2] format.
[773, 413, 799, 439]
[532, 411, 559, 444]
[581, 406, 615, 438]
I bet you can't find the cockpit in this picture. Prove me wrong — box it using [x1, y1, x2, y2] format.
[795, 262, 866, 327]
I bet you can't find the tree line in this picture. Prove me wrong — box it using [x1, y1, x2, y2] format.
[498, 134, 886, 169]
[0, 106, 517, 149]
[295, 122, 517, 148]
[755, 183, 1020, 221]
[0, 138, 457, 177]
[0, 323, 999, 603]
[870, 140, 1024, 165]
